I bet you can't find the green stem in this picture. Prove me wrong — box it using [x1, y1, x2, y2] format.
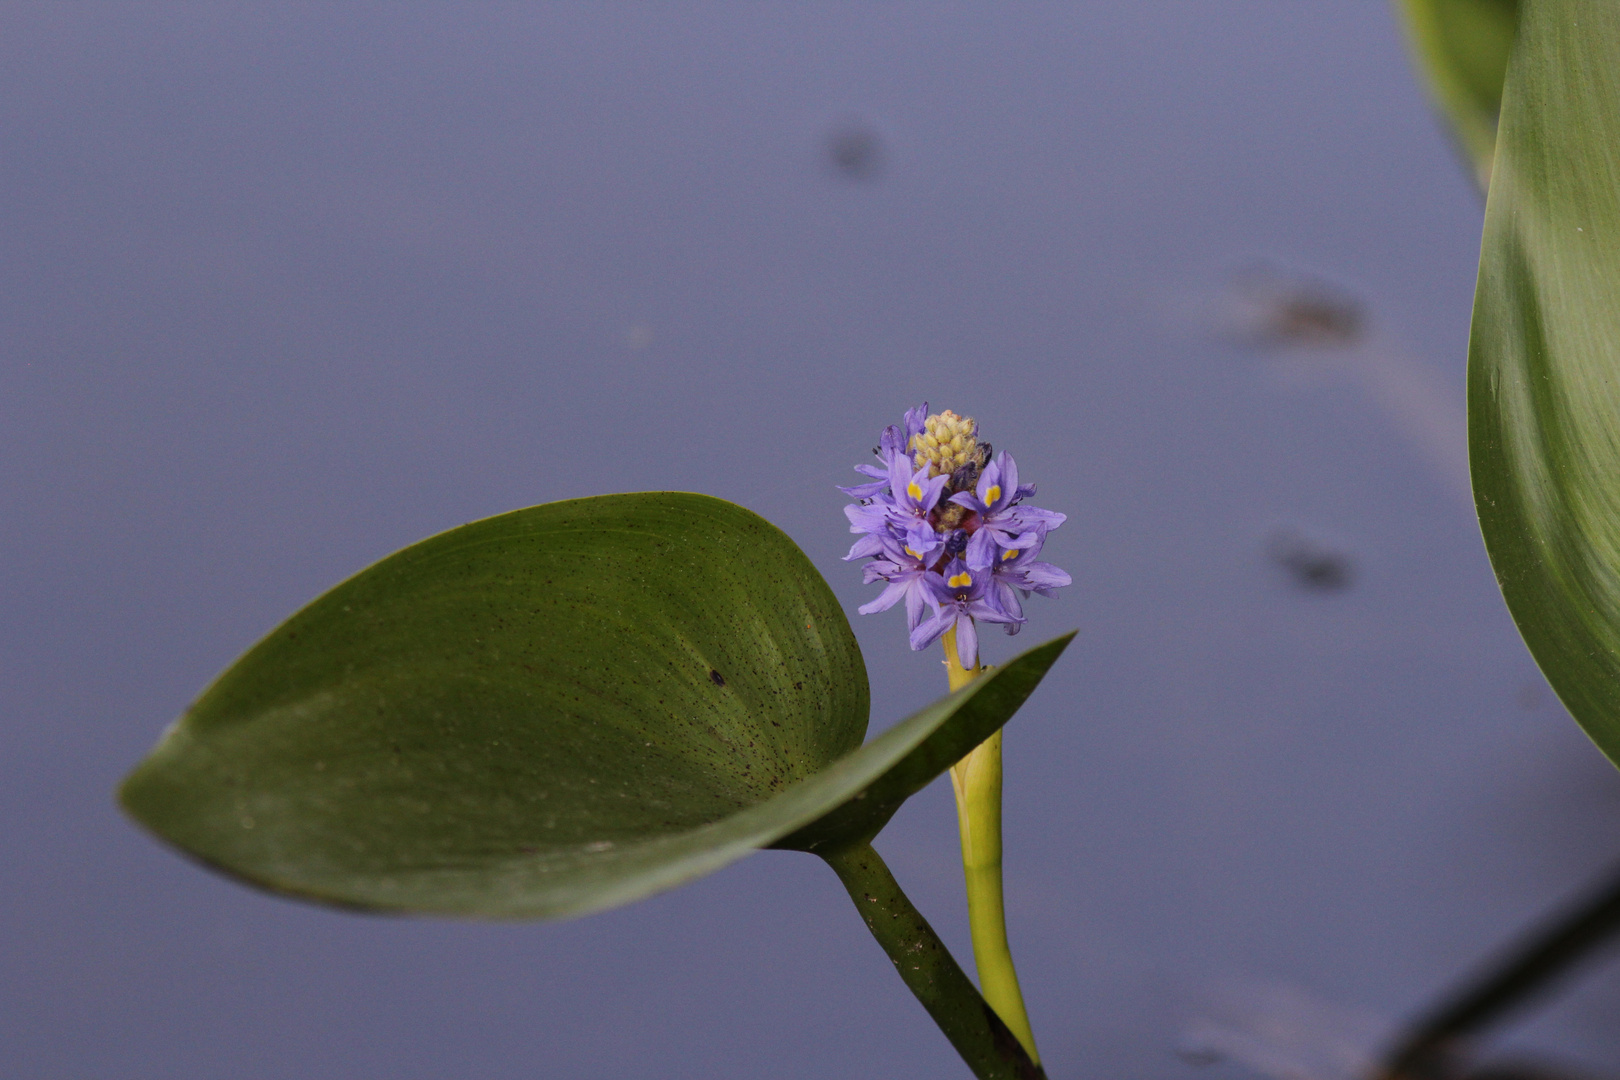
[820, 841, 1046, 1080]
[943, 624, 1042, 1066]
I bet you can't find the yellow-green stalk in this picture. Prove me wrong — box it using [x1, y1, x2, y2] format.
[942, 623, 1040, 1066]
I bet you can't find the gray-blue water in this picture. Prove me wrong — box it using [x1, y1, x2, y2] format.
[4, 4, 1618, 1078]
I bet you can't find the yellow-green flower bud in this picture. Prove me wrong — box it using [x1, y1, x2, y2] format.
[910, 410, 987, 478]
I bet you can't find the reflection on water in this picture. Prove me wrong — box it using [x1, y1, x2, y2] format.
[1180, 978, 1388, 1080]
[1180, 968, 1620, 1080]
[1177, 865, 1620, 1080]
[1204, 263, 1472, 500]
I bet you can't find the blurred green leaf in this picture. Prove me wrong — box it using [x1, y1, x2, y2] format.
[121, 492, 1071, 917]
[1394, 0, 1519, 190]
[1471, 0, 1620, 769]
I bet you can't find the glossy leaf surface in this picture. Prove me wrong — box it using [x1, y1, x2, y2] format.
[1471, 0, 1620, 768]
[1394, 0, 1519, 190]
[121, 492, 1071, 917]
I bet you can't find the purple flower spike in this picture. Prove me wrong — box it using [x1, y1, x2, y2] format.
[842, 406, 1069, 665]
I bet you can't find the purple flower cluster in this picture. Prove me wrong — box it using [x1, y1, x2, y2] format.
[843, 404, 1071, 669]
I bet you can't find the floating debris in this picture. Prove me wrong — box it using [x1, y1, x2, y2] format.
[826, 121, 884, 180]
[1224, 264, 1367, 349]
[1267, 526, 1354, 592]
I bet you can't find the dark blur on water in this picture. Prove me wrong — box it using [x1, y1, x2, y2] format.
[3, 4, 1618, 1078]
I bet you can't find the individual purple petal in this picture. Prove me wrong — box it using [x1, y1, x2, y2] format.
[844, 533, 887, 561]
[862, 559, 896, 585]
[989, 577, 1025, 629]
[1003, 505, 1067, 531]
[968, 592, 1024, 626]
[909, 607, 956, 652]
[845, 500, 895, 535]
[901, 520, 943, 562]
[965, 528, 999, 571]
[975, 456, 1009, 512]
[859, 580, 909, 615]
[954, 614, 978, 668]
[845, 423, 913, 500]
[904, 581, 930, 630]
[993, 453, 1018, 511]
[876, 424, 907, 468]
[1005, 526, 1047, 560]
[1016, 561, 1072, 597]
[903, 403, 929, 443]
[838, 477, 891, 499]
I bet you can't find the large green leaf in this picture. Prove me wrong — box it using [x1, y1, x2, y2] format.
[1471, 0, 1620, 769]
[1393, 0, 1519, 191]
[120, 492, 1072, 917]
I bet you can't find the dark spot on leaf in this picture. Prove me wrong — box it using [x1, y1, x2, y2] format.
[709, 669, 726, 687]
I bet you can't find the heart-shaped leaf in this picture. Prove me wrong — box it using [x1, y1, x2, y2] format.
[1470, 0, 1620, 769]
[120, 492, 1072, 918]
[1394, 0, 1519, 191]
